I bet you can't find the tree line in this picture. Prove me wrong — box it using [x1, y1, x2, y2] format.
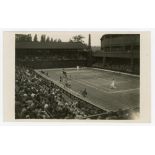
[15, 34, 62, 43]
[16, 34, 85, 43]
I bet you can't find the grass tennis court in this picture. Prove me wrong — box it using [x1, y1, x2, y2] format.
[41, 68, 139, 111]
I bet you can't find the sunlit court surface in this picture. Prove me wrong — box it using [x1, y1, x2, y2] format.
[37, 67, 139, 112]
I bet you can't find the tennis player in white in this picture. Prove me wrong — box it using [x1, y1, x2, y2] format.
[110, 78, 116, 89]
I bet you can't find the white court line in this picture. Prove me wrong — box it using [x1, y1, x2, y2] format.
[80, 79, 111, 91]
[74, 80, 108, 93]
[91, 67, 140, 78]
[37, 67, 76, 71]
[67, 70, 91, 73]
[81, 78, 129, 91]
[107, 88, 140, 94]
[97, 77, 127, 84]
[96, 77, 111, 82]
[75, 79, 139, 94]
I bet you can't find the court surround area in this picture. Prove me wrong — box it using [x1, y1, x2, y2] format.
[36, 67, 139, 112]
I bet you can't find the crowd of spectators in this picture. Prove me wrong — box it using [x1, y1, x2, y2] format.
[15, 65, 139, 119]
[15, 66, 106, 119]
[16, 54, 86, 62]
[104, 64, 132, 73]
[92, 62, 139, 74]
[16, 56, 86, 69]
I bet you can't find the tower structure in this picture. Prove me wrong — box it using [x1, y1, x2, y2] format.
[87, 34, 92, 66]
[88, 34, 91, 49]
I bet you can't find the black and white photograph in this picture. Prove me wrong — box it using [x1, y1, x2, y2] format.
[1, 1, 155, 155]
[13, 32, 141, 120]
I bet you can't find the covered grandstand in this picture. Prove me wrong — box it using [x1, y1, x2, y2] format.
[92, 34, 140, 74]
[16, 41, 90, 68]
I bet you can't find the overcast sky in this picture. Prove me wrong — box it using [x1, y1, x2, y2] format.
[16, 31, 105, 46]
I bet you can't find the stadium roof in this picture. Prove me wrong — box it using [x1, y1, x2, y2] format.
[16, 42, 87, 50]
[100, 34, 140, 40]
